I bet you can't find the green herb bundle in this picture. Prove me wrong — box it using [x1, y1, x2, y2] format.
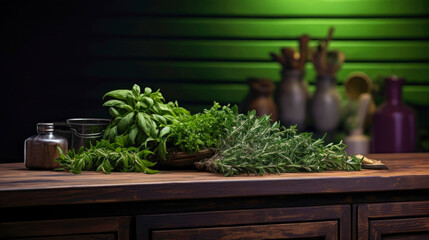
[57, 86, 362, 176]
[56, 140, 157, 174]
[169, 102, 237, 153]
[102, 84, 189, 159]
[57, 84, 190, 174]
[195, 109, 362, 176]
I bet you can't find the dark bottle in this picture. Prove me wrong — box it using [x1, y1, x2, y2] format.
[246, 78, 278, 122]
[278, 69, 309, 131]
[371, 76, 416, 153]
[24, 123, 68, 169]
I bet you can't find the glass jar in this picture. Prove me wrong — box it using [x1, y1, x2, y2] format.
[24, 123, 68, 169]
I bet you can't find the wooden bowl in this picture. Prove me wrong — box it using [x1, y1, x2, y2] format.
[155, 149, 215, 168]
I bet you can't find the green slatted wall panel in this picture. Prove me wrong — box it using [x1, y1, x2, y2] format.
[85, 0, 429, 111]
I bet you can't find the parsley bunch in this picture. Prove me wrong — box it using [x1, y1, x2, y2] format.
[169, 102, 237, 153]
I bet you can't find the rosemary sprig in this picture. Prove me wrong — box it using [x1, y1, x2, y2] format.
[195, 110, 362, 176]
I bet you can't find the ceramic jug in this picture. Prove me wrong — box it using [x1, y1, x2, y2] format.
[246, 78, 278, 122]
[277, 69, 309, 131]
[311, 76, 341, 133]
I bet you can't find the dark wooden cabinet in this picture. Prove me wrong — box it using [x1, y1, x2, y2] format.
[358, 201, 429, 240]
[137, 205, 349, 240]
[1, 153, 429, 240]
[0, 217, 130, 240]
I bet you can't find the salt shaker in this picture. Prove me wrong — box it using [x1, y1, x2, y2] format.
[24, 123, 68, 169]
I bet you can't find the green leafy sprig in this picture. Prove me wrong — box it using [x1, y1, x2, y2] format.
[56, 140, 158, 174]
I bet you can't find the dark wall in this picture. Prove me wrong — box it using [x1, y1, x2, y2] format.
[1, 1, 109, 162]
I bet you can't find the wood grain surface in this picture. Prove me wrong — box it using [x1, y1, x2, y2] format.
[0, 153, 428, 208]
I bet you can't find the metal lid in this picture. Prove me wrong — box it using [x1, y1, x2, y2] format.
[37, 123, 54, 132]
[66, 118, 111, 126]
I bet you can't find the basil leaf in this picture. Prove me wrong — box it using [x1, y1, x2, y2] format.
[142, 97, 154, 107]
[159, 126, 170, 138]
[109, 126, 118, 142]
[103, 100, 133, 111]
[159, 104, 175, 116]
[135, 130, 145, 145]
[112, 116, 122, 125]
[132, 84, 141, 98]
[145, 116, 158, 138]
[103, 126, 111, 139]
[103, 90, 131, 100]
[115, 135, 128, 147]
[157, 139, 167, 160]
[173, 107, 190, 116]
[164, 115, 177, 123]
[144, 87, 152, 95]
[150, 91, 164, 102]
[136, 112, 151, 136]
[109, 107, 120, 118]
[150, 103, 161, 114]
[118, 112, 135, 133]
[128, 126, 139, 145]
[152, 114, 167, 125]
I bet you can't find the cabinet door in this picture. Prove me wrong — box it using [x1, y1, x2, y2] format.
[137, 205, 350, 240]
[152, 221, 338, 240]
[0, 216, 130, 240]
[358, 201, 429, 240]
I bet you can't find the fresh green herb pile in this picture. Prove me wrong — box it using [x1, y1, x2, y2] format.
[195, 110, 362, 176]
[57, 84, 362, 175]
[169, 102, 235, 153]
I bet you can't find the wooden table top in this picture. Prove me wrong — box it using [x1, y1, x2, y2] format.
[1, 153, 428, 208]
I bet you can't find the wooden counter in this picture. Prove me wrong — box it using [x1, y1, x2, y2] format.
[1, 153, 429, 240]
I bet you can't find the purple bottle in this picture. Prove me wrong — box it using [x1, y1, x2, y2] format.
[371, 76, 416, 153]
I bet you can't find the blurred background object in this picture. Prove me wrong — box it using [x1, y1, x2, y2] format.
[371, 76, 416, 153]
[310, 28, 344, 134]
[344, 72, 376, 129]
[272, 35, 310, 131]
[1, 0, 429, 162]
[244, 78, 278, 122]
[344, 93, 371, 155]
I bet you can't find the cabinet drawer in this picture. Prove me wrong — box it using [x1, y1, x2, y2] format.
[137, 205, 350, 240]
[152, 220, 338, 240]
[0, 216, 130, 240]
[358, 200, 429, 240]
